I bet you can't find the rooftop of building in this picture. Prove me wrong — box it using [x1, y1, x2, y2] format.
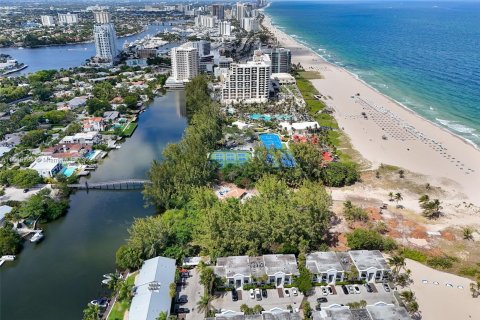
[306, 251, 346, 274]
[349, 250, 389, 271]
[366, 303, 410, 320]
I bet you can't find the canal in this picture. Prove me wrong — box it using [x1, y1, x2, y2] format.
[0, 91, 187, 319]
[0, 24, 169, 75]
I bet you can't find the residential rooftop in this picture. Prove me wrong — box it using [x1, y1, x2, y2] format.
[349, 250, 389, 271]
[306, 251, 345, 274]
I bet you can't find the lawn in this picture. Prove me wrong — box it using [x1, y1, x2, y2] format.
[107, 273, 136, 320]
[298, 71, 323, 79]
[121, 123, 138, 137]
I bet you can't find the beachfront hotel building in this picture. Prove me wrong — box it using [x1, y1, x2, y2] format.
[93, 23, 118, 63]
[58, 13, 79, 25]
[165, 43, 199, 88]
[220, 50, 271, 104]
[40, 15, 55, 27]
[263, 48, 292, 73]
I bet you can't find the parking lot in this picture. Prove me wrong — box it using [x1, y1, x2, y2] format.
[307, 284, 398, 308]
[211, 283, 397, 314]
[211, 288, 303, 313]
[175, 268, 204, 320]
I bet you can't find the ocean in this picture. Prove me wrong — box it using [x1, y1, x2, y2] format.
[266, 1, 480, 147]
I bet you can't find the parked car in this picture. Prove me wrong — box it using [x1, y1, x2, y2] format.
[365, 283, 373, 293]
[317, 297, 328, 303]
[383, 283, 391, 292]
[262, 288, 268, 298]
[341, 285, 349, 295]
[292, 287, 298, 296]
[315, 303, 322, 311]
[327, 286, 333, 295]
[177, 307, 190, 314]
[353, 285, 361, 294]
[284, 288, 290, 297]
[255, 288, 262, 301]
[231, 289, 238, 301]
[249, 289, 255, 299]
[176, 295, 188, 304]
[23, 188, 29, 193]
[321, 286, 328, 296]
[180, 271, 189, 278]
[348, 285, 355, 295]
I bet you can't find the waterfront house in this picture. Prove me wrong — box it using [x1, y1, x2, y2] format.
[348, 250, 391, 282]
[213, 254, 299, 289]
[29, 156, 63, 178]
[306, 251, 346, 284]
[82, 117, 105, 132]
[129, 256, 176, 320]
[60, 132, 101, 145]
[103, 111, 119, 122]
[42, 143, 92, 160]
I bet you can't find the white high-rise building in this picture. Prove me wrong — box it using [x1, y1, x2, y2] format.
[40, 15, 55, 27]
[242, 18, 259, 32]
[171, 43, 199, 82]
[94, 11, 111, 24]
[236, 2, 246, 21]
[195, 15, 217, 29]
[221, 50, 271, 104]
[93, 23, 117, 63]
[58, 13, 79, 25]
[219, 21, 232, 36]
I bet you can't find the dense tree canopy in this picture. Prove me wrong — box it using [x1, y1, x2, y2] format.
[0, 169, 43, 188]
[346, 228, 397, 251]
[0, 223, 22, 256]
[194, 175, 332, 258]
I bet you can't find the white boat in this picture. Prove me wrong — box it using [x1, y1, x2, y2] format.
[1, 255, 15, 261]
[30, 232, 44, 243]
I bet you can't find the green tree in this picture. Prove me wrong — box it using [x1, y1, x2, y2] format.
[293, 266, 313, 295]
[346, 228, 397, 251]
[0, 224, 22, 255]
[86, 98, 111, 116]
[343, 201, 369, 222]
[320, 162, 359, 187]
[197, 294, 212, 314]
[92, 82, 114, 101]
[20, 130, 46, 147]
[156, 312, 167, 320]
[123, 95, 139, 109]
[82, 304, 100, 320]
[115, 245, 143, 270]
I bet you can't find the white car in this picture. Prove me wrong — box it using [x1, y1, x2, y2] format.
[249, 289, 255, 299]
[255, 288, 262, 300]
[321, 286, 328, 296]
[348, 285, 355, 294]
[292, 287, 298, 296]
[353, 285, 361, 294]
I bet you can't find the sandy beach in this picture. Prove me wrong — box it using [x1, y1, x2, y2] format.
[262, 14, 480, 206]
[405, 259, 480, 319]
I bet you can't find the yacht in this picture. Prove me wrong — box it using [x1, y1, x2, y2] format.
[30, 232, 44, 243]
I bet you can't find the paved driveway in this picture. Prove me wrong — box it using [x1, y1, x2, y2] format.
[175, 268, 204, 320]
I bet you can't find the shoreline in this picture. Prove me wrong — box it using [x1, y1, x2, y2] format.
[262, 12, 480, 205]
[265, 14, 479, 152]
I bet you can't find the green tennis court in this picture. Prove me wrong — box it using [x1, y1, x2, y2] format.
[210, 150, 252, 167]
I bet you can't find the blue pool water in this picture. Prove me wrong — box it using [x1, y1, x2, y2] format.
[63, 167, 76, 177]
[266, 1, 480, 147]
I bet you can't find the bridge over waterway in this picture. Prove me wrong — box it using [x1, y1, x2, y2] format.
[68, 179, 152, 191]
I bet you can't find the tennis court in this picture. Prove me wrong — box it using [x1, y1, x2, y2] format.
[210, 150, 252, 167]
[259, 133, 283, 149]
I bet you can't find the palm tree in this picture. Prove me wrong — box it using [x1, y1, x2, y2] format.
[82, 304, 100, 320]
[463, 227, 474, 240]
[197, 294, 213, 314]
[418, 194, 430, 204]
[388, 192, 394, 202]
[394, 192, 403, 204]
[388, 255, 406, 275]
[400, 290, 415, 304]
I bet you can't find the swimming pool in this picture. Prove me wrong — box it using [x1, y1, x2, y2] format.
[63, 167, 76, 177]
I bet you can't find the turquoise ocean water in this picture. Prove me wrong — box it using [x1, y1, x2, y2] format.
[266, 1, 480, 147]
